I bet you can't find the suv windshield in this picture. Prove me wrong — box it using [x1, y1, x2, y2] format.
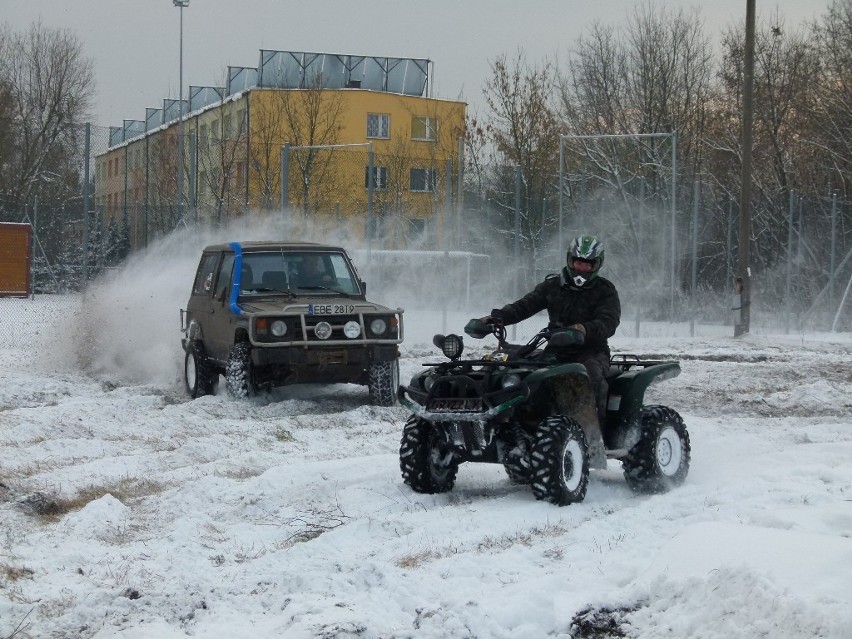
[238, 251, 359, 295]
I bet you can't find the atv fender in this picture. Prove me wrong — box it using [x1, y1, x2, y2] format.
[607, 362, 681, 430]
[526, 364, 607, 470]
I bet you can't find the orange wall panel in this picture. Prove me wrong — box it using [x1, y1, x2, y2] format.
[0, 223, 33, 297]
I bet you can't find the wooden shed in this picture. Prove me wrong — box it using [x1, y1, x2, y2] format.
[0, 223, 32, 297]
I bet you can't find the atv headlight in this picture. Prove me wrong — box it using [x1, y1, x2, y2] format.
[343, 320, 361, 339]
[501, 373, 522, 389]
[423, 375, 435, 391]
[314, 321, 332, 340]
[440, 334, 464, 359]
[270, 320, 287, 337]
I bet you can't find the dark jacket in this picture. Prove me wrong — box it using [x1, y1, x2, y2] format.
[492, 268, 621, 354]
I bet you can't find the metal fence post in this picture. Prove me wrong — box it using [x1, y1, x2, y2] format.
[727, 198, 734, 292]
[442, 157, 453, 333]
[785, 189, 795, 333]
[830, 191, 837, 313]
[635, 178, 645, 337]
[367, 144, 374, 250]
[513, 165, 521, 341]
[83, 122, 91, 285]
[690, 180, 699, 337]
[189, 132, 197, 224]
[670, 130, 678, 324]
[280, 143, 290, 217]
[457, 136, 464, 245]
[558, 136, 564, 259]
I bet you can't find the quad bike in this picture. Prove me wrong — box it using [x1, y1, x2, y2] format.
[397, 319, 690, 506]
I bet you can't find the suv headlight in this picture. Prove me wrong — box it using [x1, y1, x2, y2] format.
[343, 320, 361, 339]
[314, 321, 332, 340]
[271, 320, 287, 337]
[370, 318, 387, 335]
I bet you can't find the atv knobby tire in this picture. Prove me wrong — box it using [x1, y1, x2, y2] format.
[622, 405, 690, 494]
[368, 359, 399, 406]
[530, 416, 589, 506]
[184, 340, 219, 398]
[225, 342, 256, 398]
[399, 416, 459, 494]
[503, 453, 530, 485]
[502, 427, 531, 484]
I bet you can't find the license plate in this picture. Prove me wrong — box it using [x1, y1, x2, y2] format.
[307, 350, 348, 365]
[308, 303, 356, 315]
[426, 398, 484, 413]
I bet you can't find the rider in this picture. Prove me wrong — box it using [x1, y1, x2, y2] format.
[482, 235, 621, 426]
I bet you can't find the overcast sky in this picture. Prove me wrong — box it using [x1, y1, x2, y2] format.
[1, 0, 833, 128]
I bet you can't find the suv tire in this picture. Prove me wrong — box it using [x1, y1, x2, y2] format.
[225, 342, 256, 398]
[368, 359, 399, 406]
[185, 340, 219, 398]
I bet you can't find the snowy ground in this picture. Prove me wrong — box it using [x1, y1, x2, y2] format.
[1, 256, 851, 638]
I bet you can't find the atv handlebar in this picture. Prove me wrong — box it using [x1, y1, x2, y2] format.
[464, 317, 506, 344]
[464, 319, 584, 357]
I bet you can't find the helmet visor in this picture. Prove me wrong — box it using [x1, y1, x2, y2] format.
[571, 258, 596, 273]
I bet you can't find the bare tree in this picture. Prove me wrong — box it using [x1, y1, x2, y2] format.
[482, 49, 561, 269]
[713, 11, 817, 280]
[556, 3, 713, 300]
[247, 95, 286, 211]
[277, 73, 345, 216]
[197, 104, 248, 223]
[809, 0, 852, 196]
[0, 21, 94, 208]
[245, 72, 346, 228]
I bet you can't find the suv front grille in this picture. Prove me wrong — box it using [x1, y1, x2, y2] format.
[252, 313, 400, 345]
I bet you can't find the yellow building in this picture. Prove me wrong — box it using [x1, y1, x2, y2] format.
[97, 51, 466, 249]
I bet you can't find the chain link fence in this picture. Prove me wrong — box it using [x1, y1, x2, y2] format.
[458, 152, 852, 332]
[2, 121, 850, 333]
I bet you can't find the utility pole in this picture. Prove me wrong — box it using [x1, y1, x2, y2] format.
[174, 0, 189, 224]
[736, 0, 755, 336]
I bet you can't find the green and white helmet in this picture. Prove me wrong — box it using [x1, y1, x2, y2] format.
[566, 235, 605, 287]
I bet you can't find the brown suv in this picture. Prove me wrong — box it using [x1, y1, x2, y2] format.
[180, 241, 403, 405]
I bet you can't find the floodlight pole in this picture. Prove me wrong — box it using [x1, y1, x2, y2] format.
[174, 0, 189, 224]
[736, 0, 756, 336]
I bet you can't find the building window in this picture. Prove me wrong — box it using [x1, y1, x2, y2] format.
[412, 116, 438, 141]
[224, 114, 233, 139]
[367, 113, 390, 139]
[409, 168, 437, 192]
[408, 218, 426, 235]
[365, 166, 388, 190]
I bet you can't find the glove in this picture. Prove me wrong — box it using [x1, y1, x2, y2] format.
[489, 309, 507, 324]
[570, 323, 586, 335]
